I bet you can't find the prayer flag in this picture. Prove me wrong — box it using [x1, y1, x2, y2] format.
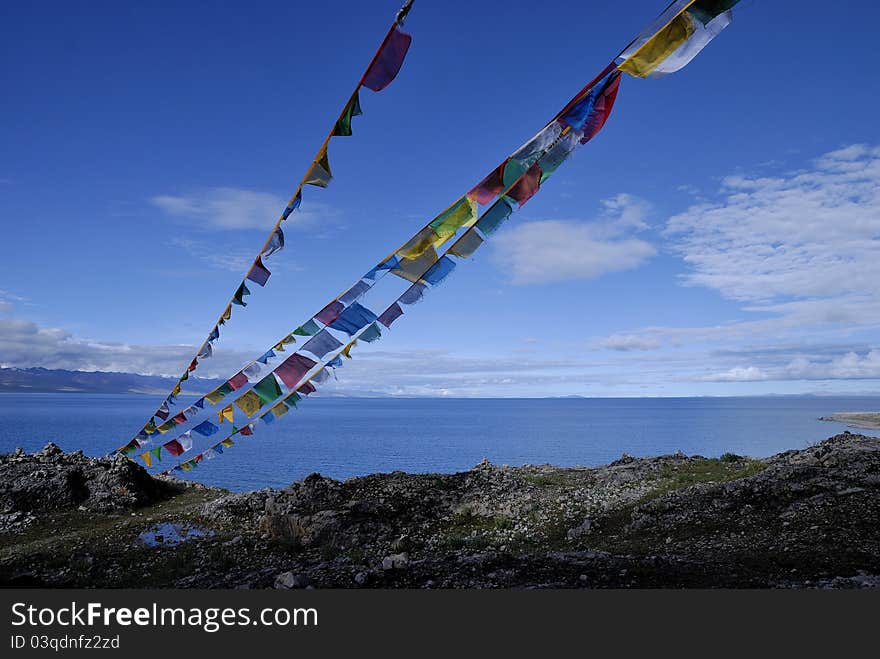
[274, 353, 317, 388]
[338, 280, 371, 306]
[428, 197, 478, 241]
[263, 227, 285, 257]
[239, 424, 254, 436]
[228, 372, 249, 390]
[235, 390, 263, 418]
[253, 374, 283, 404]
[378, 303, 403, 328]
[205, 382, 233, 404]
[218, 405, 234, 425]
[364, 256, 399, 280]
[163, 439, 184, 457]
[247, 256, 271, 286]
[359, 322, 382, 343]
[398, 282, 427, 305]
[281, 192, 302, 220]
[233, 282, 250, 307]
[315, 300, 345, 325]
[475, 198, 514, 236]
[178, 432, 193, 452]
[449, 228, 484, 258]
[298, 381, 317, 395]
[329, 302, 377, 335]
[294, 319, 322, 336]
[334, 90, 363, 137]
[422, 256, 456, 286]
[271, 401, 289, 418]
[302, 330, 344, 359]
[305, 147, 332, 187]
[257, 349, 276, 364]
[221, 438, 234, 448]
[193, 420, 219, 437]
[362, 26, 412, 92]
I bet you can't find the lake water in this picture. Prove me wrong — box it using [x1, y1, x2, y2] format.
[0, 393, 877, 492]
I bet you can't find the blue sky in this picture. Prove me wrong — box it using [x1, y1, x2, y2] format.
[2, 0, 879, 397]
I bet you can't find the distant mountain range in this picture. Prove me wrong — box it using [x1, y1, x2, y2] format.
[0, 367, 224, 395]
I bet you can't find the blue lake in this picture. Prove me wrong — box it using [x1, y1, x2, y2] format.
[0, 393, 877, 492]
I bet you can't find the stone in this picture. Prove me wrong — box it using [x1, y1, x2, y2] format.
[381, 553, 409, 570]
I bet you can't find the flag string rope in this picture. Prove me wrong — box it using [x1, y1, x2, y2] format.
[128, 0, 418, 443]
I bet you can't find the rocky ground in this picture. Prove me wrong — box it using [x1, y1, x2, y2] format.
[1, 433, 879, 588]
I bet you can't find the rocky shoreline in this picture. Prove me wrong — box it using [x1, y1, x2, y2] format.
[2, 433, 879, 588]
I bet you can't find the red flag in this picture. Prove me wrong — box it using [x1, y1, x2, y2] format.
[227, 372, 249, 390]
[163, 439, 184, 457]
[362, 26, 412, 92]
[274, 354, 317, 388]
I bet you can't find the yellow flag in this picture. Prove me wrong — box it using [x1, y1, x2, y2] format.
[222, 304, 232, 321]
[218, 404, 234, 425]
[341, 340, 357, 359]
[205, 388, 226, 404]
[140, 451, 153, 467]
[271, 402, 289, 418]
[619, 11, 696, 78]
[235, 390, 263, 418]
[221, 438, 235, 448]
[172, 383, 182, 397]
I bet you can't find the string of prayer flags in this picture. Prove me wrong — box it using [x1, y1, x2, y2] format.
[124, 2, 420, 449]
[142, 0, 748, 474]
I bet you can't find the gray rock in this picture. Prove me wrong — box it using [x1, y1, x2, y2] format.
[274, 572, 310, 589]
[381, 553, 409, 570]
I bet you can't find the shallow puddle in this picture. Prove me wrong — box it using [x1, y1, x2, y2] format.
[137, 522, 213, 547]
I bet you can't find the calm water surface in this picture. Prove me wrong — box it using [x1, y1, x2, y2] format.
[1, 394, 877, 491]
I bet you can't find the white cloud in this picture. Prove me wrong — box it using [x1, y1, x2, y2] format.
[0, 316, 253, 379]
[703, 350, 880, 382]
[151, 187, 334, 230]
[596, 334, 661, 351]
[491, 194, 655, 284]
[667, 144, 880, 303]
